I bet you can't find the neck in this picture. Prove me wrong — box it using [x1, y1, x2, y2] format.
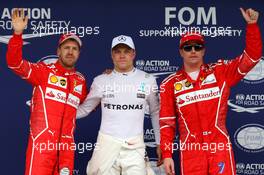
[114, 66, 134, 73]
[183, 62, 202, 73]
[58, 59, 74, 70]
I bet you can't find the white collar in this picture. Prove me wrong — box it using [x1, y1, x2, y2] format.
[113, 67, 136, 76]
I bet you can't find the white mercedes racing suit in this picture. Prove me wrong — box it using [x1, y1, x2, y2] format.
[77, 68, 160, 175]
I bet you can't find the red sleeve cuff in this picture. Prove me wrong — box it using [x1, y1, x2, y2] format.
[247, 23, 258, 28]
[12, 33, 23, 40]
[162, 152, 173, 159]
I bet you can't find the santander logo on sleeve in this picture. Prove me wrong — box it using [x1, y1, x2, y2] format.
[176, 87, 221, 107]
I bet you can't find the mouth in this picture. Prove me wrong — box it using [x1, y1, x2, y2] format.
[66, 56, 74, 59]
[118, 61, 127, 64]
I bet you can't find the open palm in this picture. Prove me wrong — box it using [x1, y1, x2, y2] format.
[12, 9, 28, 35]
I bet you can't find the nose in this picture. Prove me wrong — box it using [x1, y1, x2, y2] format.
[120, 52, 126, 59]
[68, 48, 73, 54]
[191, 46, 195, 52]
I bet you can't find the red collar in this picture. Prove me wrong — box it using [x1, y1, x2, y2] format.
[180, 63, 212, 83]
[54, 60, 76, 74]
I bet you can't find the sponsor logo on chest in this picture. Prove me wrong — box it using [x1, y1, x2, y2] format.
[103, 87, 115, 98]
[103, 103, 143, 110]
[67, 93, 80, 109]
[74, 84, 83, 95]
[48, 73, 67, 89]
[174, 73, 217, 94]
[201, 73, 217, 86]
[174, 79, 193, 93]
[137, 82, 146, 99]
[45, 87, 80, 108]
[45, 87, 67, 103]
[176, 87, 220, 107]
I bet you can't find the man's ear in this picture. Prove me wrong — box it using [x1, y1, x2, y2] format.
[57, 47, 60, 56]
[132, 50, 136, 60]
[179, 49, 183, 57]
[201, 48, 205, 57]
[111, 51, 114, 61]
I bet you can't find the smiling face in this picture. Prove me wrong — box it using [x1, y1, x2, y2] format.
[111, 44, 136, 73]
[57, 39, 80, 70]
[179, 41, 205, 72]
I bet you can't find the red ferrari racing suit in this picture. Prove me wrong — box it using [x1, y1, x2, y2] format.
[160, 23, 262, 175]
[6, 34, 87, 175]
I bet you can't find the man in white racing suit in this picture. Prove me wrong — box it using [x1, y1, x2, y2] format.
[77, 35, 161, 175]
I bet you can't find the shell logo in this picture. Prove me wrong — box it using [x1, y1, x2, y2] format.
[174, 83, 182, 91]
[50, 75, 58, 84]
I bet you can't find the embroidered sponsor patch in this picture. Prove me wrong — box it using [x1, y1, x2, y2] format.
[45, 87, 66, 104]
[48, 73, 67, 89]
[174, 83, 182, 91]
[74, 84, 83, 95]
[67, 93, 80, 109]
[137, 93, 146, 99]
[174, 79, 193, 93]
[177, 87, 220, 107]
[201, 73, 217, 86]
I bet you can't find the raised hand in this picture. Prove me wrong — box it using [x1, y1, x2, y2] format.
[240, 8, 259, 24]
[12, 8, 28, 35]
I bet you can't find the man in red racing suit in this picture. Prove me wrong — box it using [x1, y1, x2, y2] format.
[6, 9, 87, 175]
[160, 8, 262, 175]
